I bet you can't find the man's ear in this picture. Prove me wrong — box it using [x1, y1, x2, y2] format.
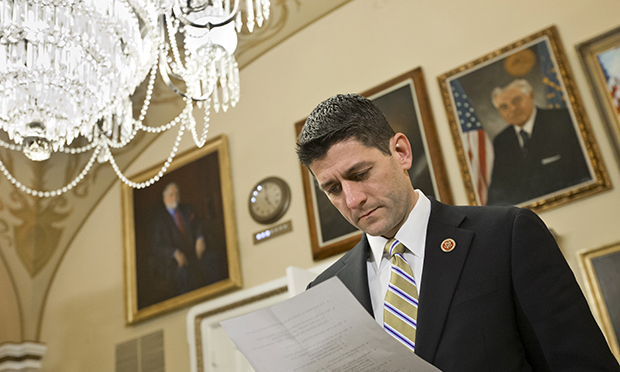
[391, 133, 413, 171]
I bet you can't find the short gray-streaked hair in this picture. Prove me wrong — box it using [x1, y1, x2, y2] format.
[296, 94, 395, 167]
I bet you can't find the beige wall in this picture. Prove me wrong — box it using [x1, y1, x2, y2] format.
[0, 255, 21, 343]
[37, 0, 620, 370]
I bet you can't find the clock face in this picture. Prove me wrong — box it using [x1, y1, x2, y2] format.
[249, 177, 291, 224]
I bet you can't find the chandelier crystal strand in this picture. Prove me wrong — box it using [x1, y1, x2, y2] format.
[254, 0, 263, 27]
[0, 139, 20, 151]
[0, 144, 101, 198]
[136, 62, 160, 125]
[0, 0, 155, 157]
[230, 58, 240, 107]
[261, 0, 270, 20]
[109, 106, 189, 189]
[59, 142, 98, 154]
[0, 0, 271, 197]
[189, 97, 210, 148]
[245, 0, 255, 32]
[107, 60, 160, 151]
[213, 73, 221, 112]
[166, 16, 186, 75]
[234, 11, 242, 32]
[220, 57, 230, 112]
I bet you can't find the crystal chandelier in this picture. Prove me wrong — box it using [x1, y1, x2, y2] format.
[0, 0, 270, 197]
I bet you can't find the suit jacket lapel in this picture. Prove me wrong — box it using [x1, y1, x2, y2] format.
[415, 199, 474, 362]
[333, 236, 374, 317]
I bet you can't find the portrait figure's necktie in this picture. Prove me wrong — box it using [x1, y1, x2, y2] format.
[519, 129, 530, 158]
[174, 209, 190, 243]
[383, 238, 419, 353]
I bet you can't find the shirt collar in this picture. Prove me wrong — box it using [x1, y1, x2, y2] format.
[366, 190, 431, 267]
[167, 206, 176, 217]
[513, 106, 537, 137]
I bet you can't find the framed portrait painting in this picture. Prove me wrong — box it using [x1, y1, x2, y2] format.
[438, 26, 610, 212]
[122, 134, 242, 324]
[577, 25, 620, 168]
[579, 242, 620, 360]
[296, 67, 453, 261]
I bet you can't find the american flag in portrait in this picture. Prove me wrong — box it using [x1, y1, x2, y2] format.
[451, 80, 494, 205]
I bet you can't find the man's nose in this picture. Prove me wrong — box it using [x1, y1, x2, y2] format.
[343, 182, 366, 209]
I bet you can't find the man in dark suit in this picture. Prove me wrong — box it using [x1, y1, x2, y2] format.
[152, 182, 207, 296]
[296, 93, 619, 371]
[487, 79, 592, 206]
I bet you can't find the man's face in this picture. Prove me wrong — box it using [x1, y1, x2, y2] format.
[309, 136, 415, 238]
[494, 86, 535, 127]
[163, 185, 180, 210]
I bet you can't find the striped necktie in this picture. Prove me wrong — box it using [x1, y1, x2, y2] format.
[383, 238, 419, 352]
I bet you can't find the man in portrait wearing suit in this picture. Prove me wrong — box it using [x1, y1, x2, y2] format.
[152, 182, 207, 296]
[296, 94, 619, 371]
[486, 79, 592, 206]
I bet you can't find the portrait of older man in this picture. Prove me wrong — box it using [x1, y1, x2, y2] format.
[486, 79, 592, 206]
[151, 182, 208, 296]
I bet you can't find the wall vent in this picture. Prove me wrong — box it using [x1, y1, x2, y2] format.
[115, 330, 164, 372]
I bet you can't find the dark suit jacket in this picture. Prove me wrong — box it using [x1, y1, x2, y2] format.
[487, 108, 591, 206]
[153, 203, 203, 259]
[308, 199, 619, 372]
[151, 203, 205, 290]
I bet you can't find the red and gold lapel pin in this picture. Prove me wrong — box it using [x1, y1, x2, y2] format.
[441, 238, 456, 252]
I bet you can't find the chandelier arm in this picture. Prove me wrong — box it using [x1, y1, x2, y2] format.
[159, 14, 211, 102]
[172, 0, 240, 29]
[159, 51, 215, 102]
[0, 144, 100, 198]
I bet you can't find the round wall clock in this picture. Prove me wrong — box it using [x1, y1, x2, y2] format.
[248, 176, 291, 224]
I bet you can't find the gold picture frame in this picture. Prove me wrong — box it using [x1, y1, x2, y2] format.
[122, 134, 242, 325]
[438, 25, 610, 212]
[578, 242, 620, 361]
[577, 25, 620, 168]
[296, 67, 453, 261]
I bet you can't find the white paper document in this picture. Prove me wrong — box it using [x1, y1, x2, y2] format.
[220, 277, 441, 372]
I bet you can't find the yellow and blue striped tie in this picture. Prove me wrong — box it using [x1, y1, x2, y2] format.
[383, 238, 419, 352]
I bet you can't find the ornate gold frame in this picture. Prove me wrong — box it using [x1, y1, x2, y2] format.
[121, 134, 241, 325]
[577, 25, 620, 168]
[438, 25, 610, 212]
[296, 67, 453, 260]
[578, 242, 620, 361]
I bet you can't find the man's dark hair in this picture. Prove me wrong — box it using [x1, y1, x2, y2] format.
[296, 93, 395, 167]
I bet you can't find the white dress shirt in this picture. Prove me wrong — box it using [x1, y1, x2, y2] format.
[366, 189, 431, 326]
[512, 107, 537, 149]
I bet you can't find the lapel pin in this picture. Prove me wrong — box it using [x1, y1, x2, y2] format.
[441, 238, 456, 252]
